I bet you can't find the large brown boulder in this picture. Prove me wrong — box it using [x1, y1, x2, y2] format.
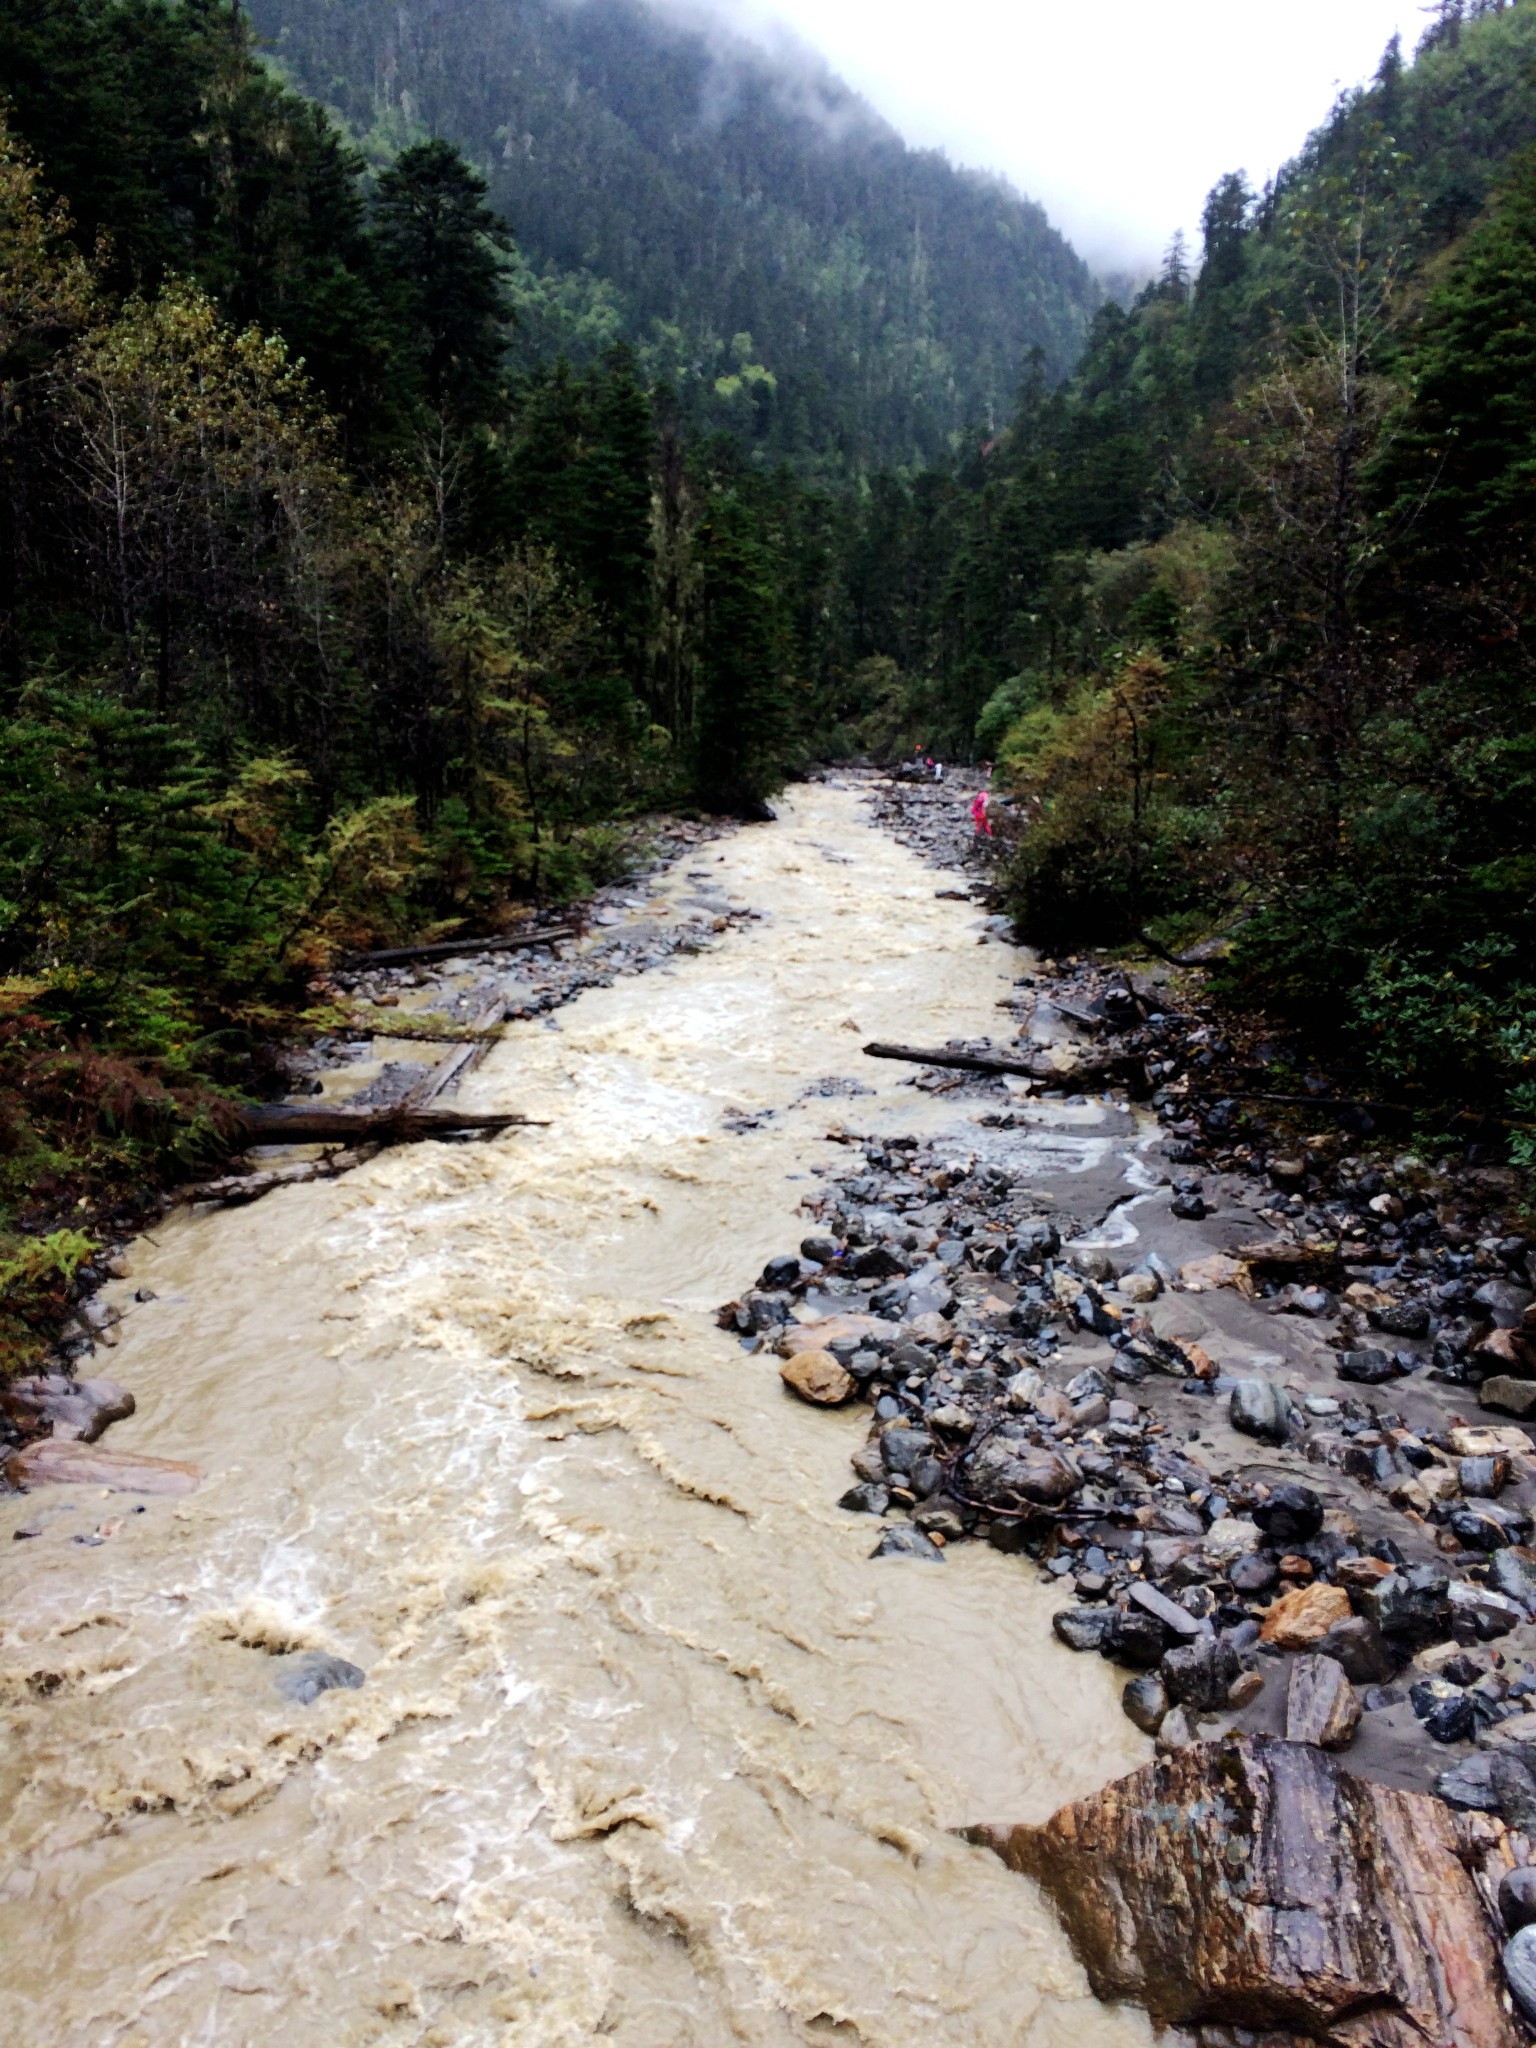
[963, 1734, 1517, 2047]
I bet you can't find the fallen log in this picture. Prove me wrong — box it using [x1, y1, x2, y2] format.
[346, 924, 575, 968]
[963, 1732, 1518, 2047]
[184, 1147, 381, 1205]
[402, 987, 507, 1111]
[862, 1039, 1132, 1086]
[863, 1040, 1047, 1079]
[235, 1105, 540, 1145]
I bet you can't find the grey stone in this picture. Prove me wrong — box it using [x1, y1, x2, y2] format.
[799, 1234, 841, 1265]
[1252, 1483, 1323, 1546]
[1230, 1379, 1292, 1444]
[1367, 1300, 1432, 1339]
[1161, 1634, 1241, 1712]
[1492, 1755, 1536, 1834]
[1476, 1279, 1534, 1329]
[870, 1525, 944, 1562]
[1449, 1581, 1525, 1643]
[838, 1483, 890, 1515]
[880, 1427, 934, 1477]
[1481, 1376, 1536, 1418]
[760, 1254, 802, 1290]
[1449, 1501, 1530, 1552]
[1102, 1607, 1169, 1669]
[1314, 1615, 1397, 1685]
[1357, 1565, 1452, 1647]
[1489, 1548, 1536, 1616]
[1504, 1924, 1536, 2026]
[1338, 1348, 1399, 1385]
[273, 1651, 366, 1706]
[1459, 1454, 1511, 1497]
[1285, 1653, 1361, 1749]
[1053, 1606, 1115, 1652]
[1500, 1866, 1536, 1934]
[1122, 1672, 1169, 1735]
[1129, 1580, 1208, 1640]
[1230, 1552, 1280, 1595]
[1435, 1752, 1499, 1811]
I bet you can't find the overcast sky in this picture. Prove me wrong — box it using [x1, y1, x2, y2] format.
[715, 0, 1437, 276]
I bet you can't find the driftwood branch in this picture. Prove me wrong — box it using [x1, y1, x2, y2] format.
[863, 1040, 1045, 1078]
[863, 1039, 1133, 1086]
[346, 925, 575, 969]
[236, 1105, 541, 1145]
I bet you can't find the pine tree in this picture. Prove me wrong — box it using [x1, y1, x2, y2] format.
[372, 140, 514, 425]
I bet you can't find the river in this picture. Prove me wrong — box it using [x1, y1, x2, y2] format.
[0, 780, 1153, 2048]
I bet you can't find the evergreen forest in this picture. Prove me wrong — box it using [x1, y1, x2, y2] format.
[0, 0, 1534, 1344]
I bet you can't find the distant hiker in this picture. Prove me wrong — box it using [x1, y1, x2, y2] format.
[933, 758, 944, 782]
[970, 787, 991, 836]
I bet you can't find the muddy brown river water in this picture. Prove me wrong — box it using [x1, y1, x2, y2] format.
[0, 782, 1153, 2047]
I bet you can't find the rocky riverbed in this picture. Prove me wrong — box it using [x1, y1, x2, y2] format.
[4, 770, 1534, 2044]
[719, 769, 1536, 2039]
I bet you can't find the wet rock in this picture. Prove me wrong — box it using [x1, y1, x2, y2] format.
[1122, 1673, 1169, 1734]
[1314, 1615, 1397, 1685]
[799, 1234, 841, 1265]
[1475, 1327, 1536, 1378]
[1367, 1299, 1432, 1339]
[1170, 1189, 1208, 1221]
[1156, 1704, 1200, 1751]
[911, 1496, 966, 1541]
[1458, 1572, 1531, 1638]
[1117, 1270, 1161, 1304]
[964, 1734, 1520, 2047]
[1102, 1608, 1169, 1669]
[1, 1374, 136, 1443]
[1161, 1634, 1240, 1713]
[1013, 1218, 1060, 1260]
[1476, 1278, 1534, 1329]
[273, 1651, 366, 1706]
[838, 1482, 890, 1514]
[1436, 1751, 1500, 1811]
[1285, 1653, 1361, 1749]
[1459, 1453, 1511, 1497]
[1259, 1581, 1352, 1649]
[1424, 1691, 1477, 1745]
[1492, 1754, 1536, 1832]
[1229, 1379, 1292, 1444]
[852, 1244, 904, 1280]
[870, 1525, 944, 1563]
[879, 1427, 934, 1478]
[1229, 1551, 1280, 1596]
[1054, 1607, 1115, 1652]
[1252, 1482, 1323, 1547]
[1129, 1580, 1207, 1641]
[1500, 1866, 1536, 1934]
[1489, 1547, 1536, 1615]
[779, 1350, 855, 1405]
[1356, 1565, 1453, 1648]
[6, 1440, 201, 1495]
[965, 1439, 1079, 1508]
[1505, 1925, 1536, 2027]
[1482, 1374, 1536, 1418]
[761, 1254, 802, 1290]
[1337, 1347, 1398, 1385]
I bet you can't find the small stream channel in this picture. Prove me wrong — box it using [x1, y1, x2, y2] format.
[0, 781, 1155, 2048]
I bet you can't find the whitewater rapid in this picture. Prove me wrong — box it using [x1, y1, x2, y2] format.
[0, 781, 1152, 2047]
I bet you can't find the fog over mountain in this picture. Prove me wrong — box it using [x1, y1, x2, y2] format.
[250, 0, 1099, 473]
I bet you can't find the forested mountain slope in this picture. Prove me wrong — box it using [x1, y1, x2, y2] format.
[825, 0, 1536, 1148]
[245, 0, 1096, 473]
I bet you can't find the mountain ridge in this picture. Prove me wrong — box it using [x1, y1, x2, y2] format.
[247, 0, 1098, 473]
